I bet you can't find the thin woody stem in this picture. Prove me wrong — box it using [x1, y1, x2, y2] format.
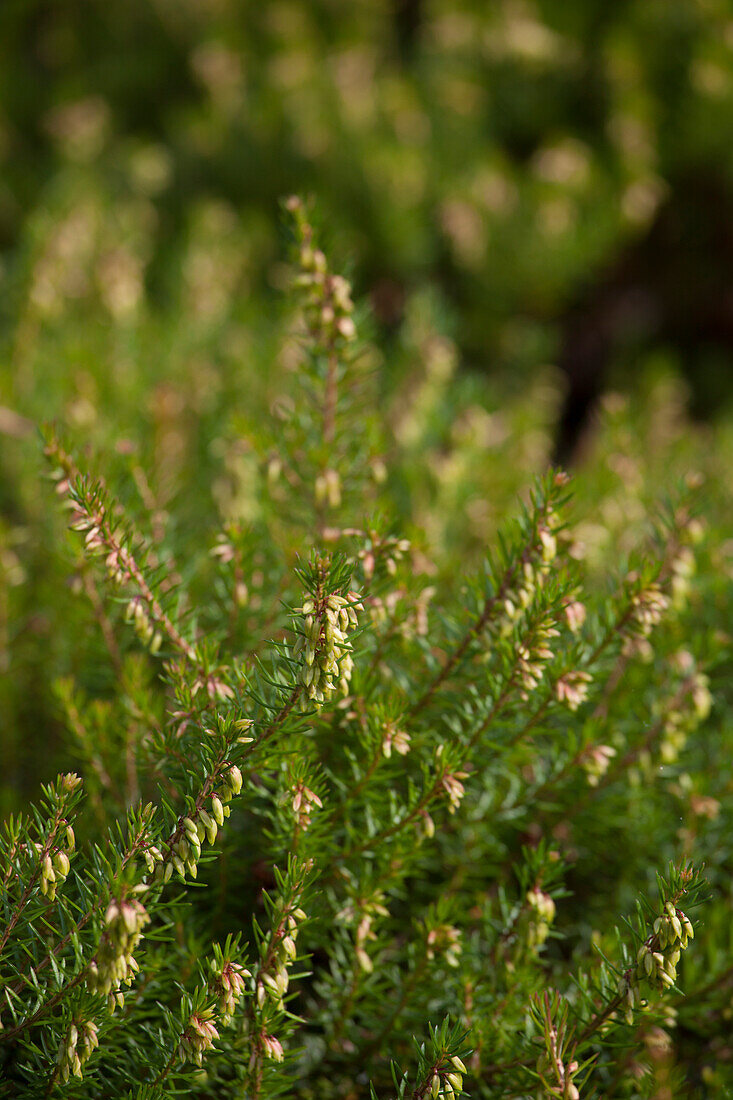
[408, 542, 538, 720]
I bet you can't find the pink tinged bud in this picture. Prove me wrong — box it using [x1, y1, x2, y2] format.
[356, 947, 373, 973]
[121, 903, 138, 935]
[305, 787, 323, 809]
[262, 1034, 284, 1062]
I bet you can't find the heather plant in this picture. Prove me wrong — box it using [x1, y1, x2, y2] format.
[1, 202, 732, 1100]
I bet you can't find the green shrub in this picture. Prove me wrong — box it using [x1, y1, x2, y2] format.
[0, 202, 731, 1099]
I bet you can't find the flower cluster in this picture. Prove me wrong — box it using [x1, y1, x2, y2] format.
[213, 960, 251, 1025]
[57, 1019, 99, 1083]
[499, 559, 551, 638]
[382, 721, 410, 758]
[426, 923, 462, 969]
[581, 743, 617, 786]
[36, 823, 75, 902]
[563, 598, 587, 633]
[629, 583, 669, 637]
[527, 888, 556, 949]
[287, 195, 357, 348]
[617, 902, 695, 1023]
[179, 1008, 219, 1067]
[290, 782, 323, 832]
[261, 1033, 285, 1063]
[429, 1055, 468, 1099]
[441, 770, 469, 815]
[337, 891, 389, 974]
[256, 905, 306, 1011]
[357, 533, 411, 581]
[125, 595, 162, 655]
[516, 614, 560, 698]
[190, 668, 237, 702]
[555, 669, 592, 711]
[160, 765, 241, 884]
[87, 896, 150, 1010]
[295, 591, 362, 702]
[140, 835, 165, 876]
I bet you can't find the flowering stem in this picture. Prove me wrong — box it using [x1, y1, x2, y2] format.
[245, 868, 308, 1100]
[0, 817, 151, 1028]
[506, 600, 637, 751]
[0, 802, 67, 957]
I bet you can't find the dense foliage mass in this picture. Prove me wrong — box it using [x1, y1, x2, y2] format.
[0, 203, 731, 1098]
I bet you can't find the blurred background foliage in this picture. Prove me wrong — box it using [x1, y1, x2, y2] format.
[1, 0, 732, 813]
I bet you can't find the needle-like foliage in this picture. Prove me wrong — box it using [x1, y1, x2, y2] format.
[1, 202, 731, 1100]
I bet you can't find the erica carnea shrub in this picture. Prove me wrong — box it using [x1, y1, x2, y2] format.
[0, 201, 731, 1099]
